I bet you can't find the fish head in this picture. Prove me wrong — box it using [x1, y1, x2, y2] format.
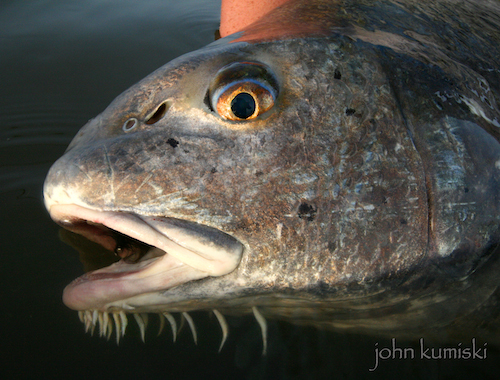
[43, 0, 500, 336]
[44, 34, 427, 316]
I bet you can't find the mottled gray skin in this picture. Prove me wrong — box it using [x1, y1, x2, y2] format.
[44, 0, 500, 337]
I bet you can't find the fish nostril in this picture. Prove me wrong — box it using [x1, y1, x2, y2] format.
[122, 118, 138, 132]
[145, 102, 169, 125]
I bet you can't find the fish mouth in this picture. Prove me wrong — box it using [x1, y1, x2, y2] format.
[47, 204, 244, 312]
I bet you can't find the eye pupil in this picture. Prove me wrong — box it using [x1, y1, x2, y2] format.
[230, 92, 256, 119]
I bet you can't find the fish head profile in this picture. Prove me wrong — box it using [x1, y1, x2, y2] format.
[43, 0, 500, 343]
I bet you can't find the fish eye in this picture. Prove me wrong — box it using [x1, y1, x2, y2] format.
[209, 62, 279, 122]
[231, 92, 255, 119]
[213, 79, 275, 121]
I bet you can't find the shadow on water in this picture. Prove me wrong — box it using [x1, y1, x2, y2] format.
[1, 1, 499, 379]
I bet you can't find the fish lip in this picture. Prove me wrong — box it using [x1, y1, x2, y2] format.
[47, 204, 244, 311]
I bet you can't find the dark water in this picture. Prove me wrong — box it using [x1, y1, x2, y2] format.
[1, 1, 499, 379]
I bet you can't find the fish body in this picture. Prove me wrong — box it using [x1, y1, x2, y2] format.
[44, 0, 500, 340]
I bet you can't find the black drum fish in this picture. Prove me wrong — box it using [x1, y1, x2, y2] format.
[43, 0, 500, 350]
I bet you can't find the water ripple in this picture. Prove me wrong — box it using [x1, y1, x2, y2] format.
[0, 101, 85, 147]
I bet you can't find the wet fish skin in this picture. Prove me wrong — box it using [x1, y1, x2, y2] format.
[47, 38, 429, 287]
[44, 0, 500, 336]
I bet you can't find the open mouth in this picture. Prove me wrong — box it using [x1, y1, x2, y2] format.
[47, 204, 244, 312]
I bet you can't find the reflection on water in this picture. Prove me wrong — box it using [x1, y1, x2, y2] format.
[1, 1, 500, 379]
